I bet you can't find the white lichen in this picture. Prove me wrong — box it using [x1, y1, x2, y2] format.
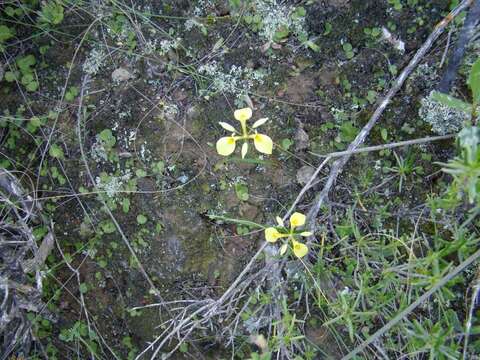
[95, 171, 132, 198]
[419, 91, 470, 135]
[192, 0, 215, 16]
[250, 0, 308, 42]
[90, 135, 109, 162]
[83, 48, 106, 76]
[158, 38, 180, 55]
[197, 61, 267, 97]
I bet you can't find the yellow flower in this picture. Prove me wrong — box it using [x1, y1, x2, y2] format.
[253, 134, 273, 155]
[290, 212, 306, 229]
[216, 108, 273, 158]
[234, 107, 252, 122]
[241, 142, 248, 159]
[275, 216, 284, 227]
[264, 212, 312, 258]
[292, 240, 308, 258]
[265, 227, 285, 243]
[216, 136, 236, 156]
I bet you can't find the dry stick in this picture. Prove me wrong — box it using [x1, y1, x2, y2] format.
[312, 134, 455, 159]
[343, 247, 480, 360]
[463, 268, 480, 359]
[306, 0, 474, 227]
[438, 0, 480, 93]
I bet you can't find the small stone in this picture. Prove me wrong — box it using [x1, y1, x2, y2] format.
[328, 0, 350, 8]
[295, 127, 310, 151]
[111, 67, 133, 82]
[296, 165, 315, 185]
[186, 105, 199, 120]
[239, 203, 259, 221]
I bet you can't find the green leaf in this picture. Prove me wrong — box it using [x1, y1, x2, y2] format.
[295, 6, 306, 17]
[342, 43, 353, 52]
[40, 2, 64, 25]
[135, 169, 147, 178]
[100, 220, 116, 234]
[234, 183, 249, 201]
[381, 128, 388, 141]
[152, 161, 164, 174]
[21, 73, 34, 86]
[430, 91, 472, 114]
[371, 27, 381, 37]
[323, 22, 332, 35]
[281, 138, 293, 151]
[79, 283, 88, 294]
[49, 144, 64, 159]
[30, 116, 42, 128]
[208, 214, 264, 229]
[4, 71, 18, 82]
[273, 26, 290, 42]
[0, 25, 14, 43]
[468, 58, 480, 105]
[229, 0, 241, 8]
[26, 80, 39, 92]
[136, 214, 148, 225]
[5, 6, 16, 17]
[339, 121, 359, 142]
[65, 86, 79, 101]
[179, 342, 188, 353]
[305, 40, 320, 52]
[17, 54, 36, 72]
[99, 129, 116, 147]
[122, 198, 130, 213]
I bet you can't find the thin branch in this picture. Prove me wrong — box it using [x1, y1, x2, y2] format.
[438, 0, 480, 93]
[311, 134, 455, 159]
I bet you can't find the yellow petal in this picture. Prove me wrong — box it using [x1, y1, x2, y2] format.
[234, 107, 252, 122]
[216, 136, 236, 156]
[241, 142, 248, 159]
[252, 117, 268, 128]
[292, 240, 308, 258]
[290, 212, 306, 229]
[219, 122, 237, 133]
[265, 227, 281, 243]
[253, 134, 273, 155]
[300, 231, 312, 237]
[280, 243, 288, 256]
[276, 216, 284, 227]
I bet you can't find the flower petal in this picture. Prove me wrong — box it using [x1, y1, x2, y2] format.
[280, 243, 288, 256]
[252, 117, 268, 128]
[234, 107, 252, 122]
[300, 231, 312, 237]
[241, 142, 248, 159]
[265, 227, 282, 243]
[290, 212, 306, 229]
[292, 240, 308, 258]
[276, 216, 284, 227]
[219, 122, 237, 133]
[216, 136, 236, 156]
[253, 134, 273, 155]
